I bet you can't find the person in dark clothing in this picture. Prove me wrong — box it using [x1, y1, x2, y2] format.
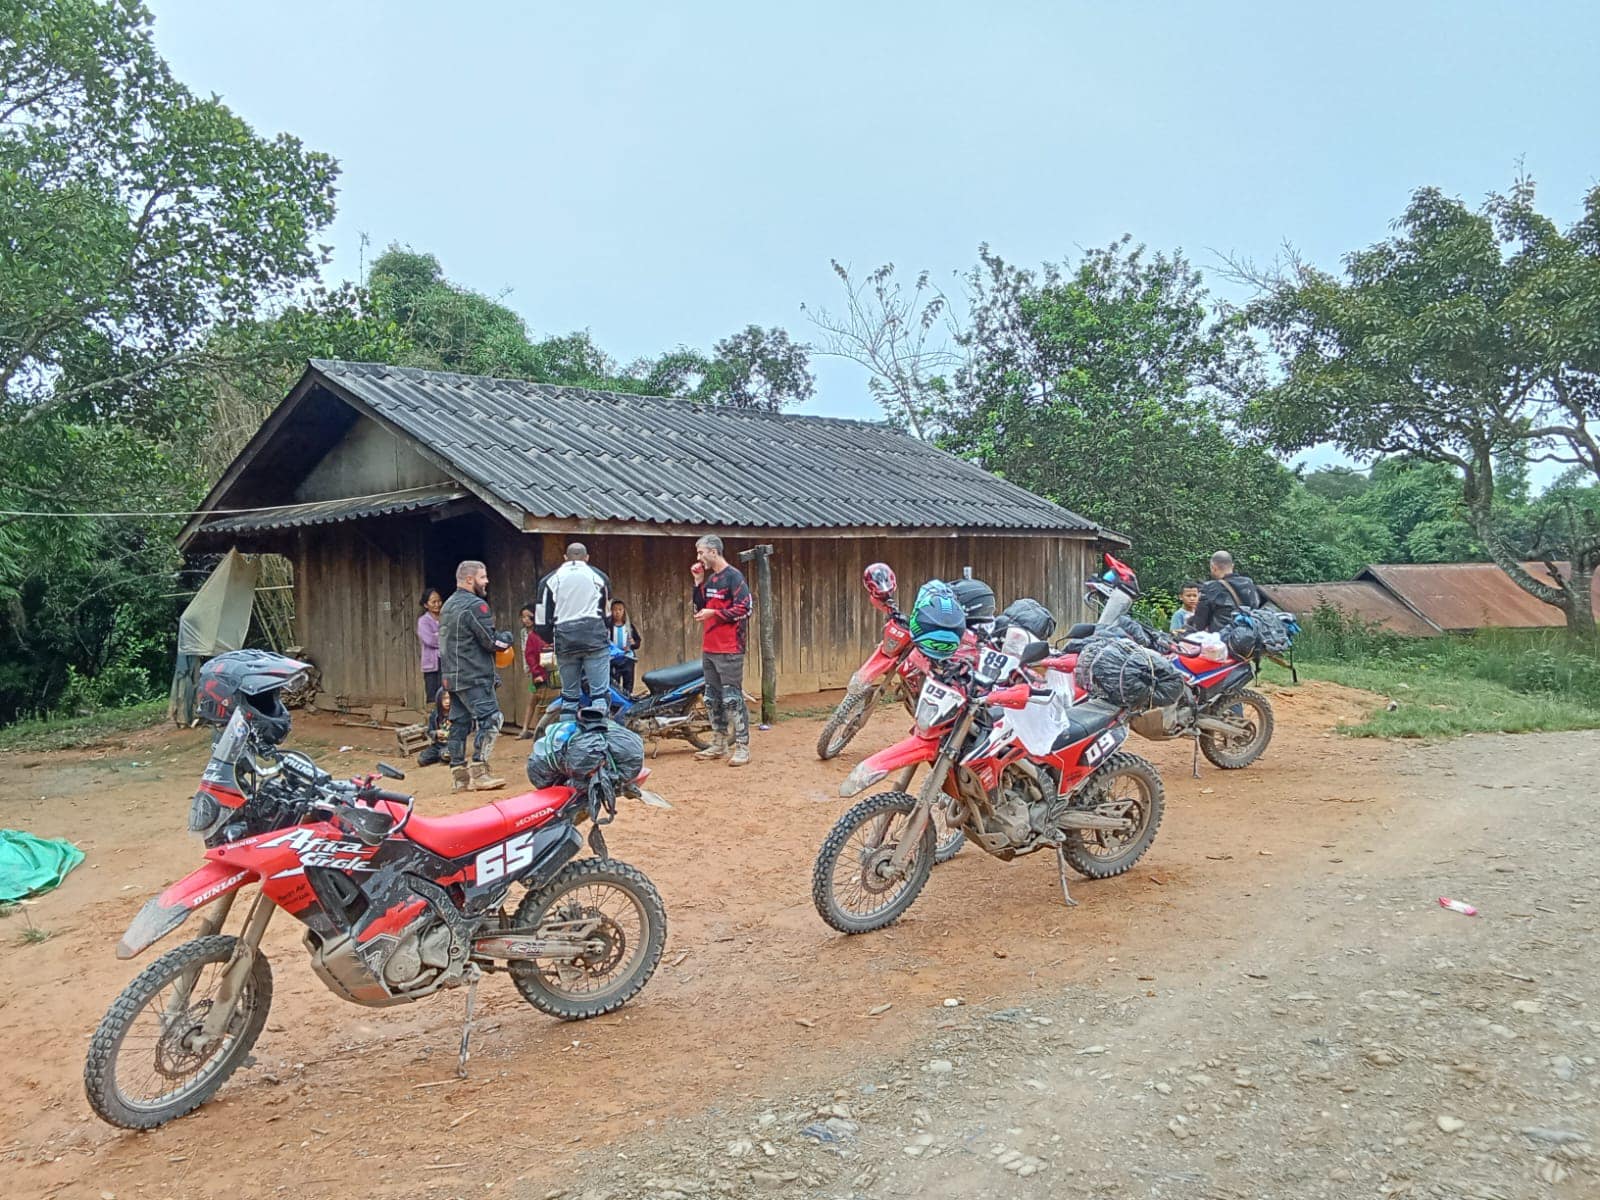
[608, 599, 642, 693]
[1189, 551, 1263, 633]
[690, 534, 754, 767]
[416, 691, 452, 767]
[533, 543, 612, 714]
[438, 559, 510, 792]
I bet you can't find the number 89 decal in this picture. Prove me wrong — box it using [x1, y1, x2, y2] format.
[1081, 727, 1125, 767]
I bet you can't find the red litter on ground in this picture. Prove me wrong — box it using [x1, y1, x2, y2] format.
[1439, 897, 1479, 917]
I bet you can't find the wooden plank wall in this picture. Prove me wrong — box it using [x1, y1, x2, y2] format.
[292, 523, 1100, 723]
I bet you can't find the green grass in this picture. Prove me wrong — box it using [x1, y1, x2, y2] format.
[1296, 660, 1600, 738]
[1290, 608, 1600, 737]
[0, 698, 168, 753]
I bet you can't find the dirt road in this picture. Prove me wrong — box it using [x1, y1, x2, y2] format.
[1, 683, 1594, 1199]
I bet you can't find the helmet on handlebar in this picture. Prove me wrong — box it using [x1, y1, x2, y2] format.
[196, 649, 309, 746]
[862, 562, 897, 612]
[907, 580, 966, 661]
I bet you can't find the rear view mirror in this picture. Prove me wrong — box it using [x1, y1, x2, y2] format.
[1020, 639, 1050, 666]
[376, 761, 406, 780]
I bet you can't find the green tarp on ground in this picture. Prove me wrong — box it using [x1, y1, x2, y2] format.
[0, 830, 85, 901]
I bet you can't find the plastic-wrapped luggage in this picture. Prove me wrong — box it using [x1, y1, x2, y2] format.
[527, 717, 645, 789]
[1074, 637, 1185, 712]
[992, 598, 1056, 640]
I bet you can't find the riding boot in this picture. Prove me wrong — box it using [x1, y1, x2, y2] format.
[450, 765, 471, 793]
[469, 760, 506, 790]
[727, 742, 750, 767]
[695, 732, 728, 761]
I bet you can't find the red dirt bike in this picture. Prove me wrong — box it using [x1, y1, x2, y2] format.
[812, 631, 1165, 934]
[1081, 552, 1274, 770]
[84, 707, 667, 1129]
[815, 609, 978, 761]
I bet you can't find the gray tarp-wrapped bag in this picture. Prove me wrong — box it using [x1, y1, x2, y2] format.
[1075, 638, 1185, 712]
[527, 718, 646, 789]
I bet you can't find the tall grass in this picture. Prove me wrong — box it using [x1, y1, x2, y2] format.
[1293, 605, 1600, 736]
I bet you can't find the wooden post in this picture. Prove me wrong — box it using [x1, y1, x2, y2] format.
[739, 543, 778, 724]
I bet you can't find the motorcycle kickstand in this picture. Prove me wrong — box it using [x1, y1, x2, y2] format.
[1053, 843, 1078, 908]
[1189, 733, 1201, 780]
[456, 964, 482, 1079]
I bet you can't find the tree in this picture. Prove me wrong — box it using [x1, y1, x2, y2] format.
[942, 238, 1285, 588]
[805, 261, 962, 437]
[1302, 466, 1371, 504]
[0, 0, 338, 429]
[1243, 179, 1600, 637]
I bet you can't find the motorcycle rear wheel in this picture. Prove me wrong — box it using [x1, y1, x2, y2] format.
[812, 790, 935, 934]
[509, 858, 667, 1020]
[816, 686, 878, 760]
[84, 934, 272, 1130]
[1199, 688, 1274, 769]
[1060, 752, 1165, 879]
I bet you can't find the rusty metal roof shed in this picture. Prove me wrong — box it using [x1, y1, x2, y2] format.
[1358, 562, 1600, 632]
[1259, 580, 1442, 637]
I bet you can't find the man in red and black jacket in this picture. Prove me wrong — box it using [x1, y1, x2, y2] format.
[690, 534, 754, 766]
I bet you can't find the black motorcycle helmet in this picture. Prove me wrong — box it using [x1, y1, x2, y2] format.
[196, 650, 309, 746]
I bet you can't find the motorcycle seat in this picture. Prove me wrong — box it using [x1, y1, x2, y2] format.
[1177, 653, 1238, 674]
[642, 660, 702, 695]
[397, 788, 573, 859]
[1049, 699, 1122, 751]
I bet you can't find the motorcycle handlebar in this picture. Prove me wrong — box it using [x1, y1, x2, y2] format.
[363, 787, 412, 806]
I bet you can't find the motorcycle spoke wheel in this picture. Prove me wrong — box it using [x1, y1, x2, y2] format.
[1199, 689, 1274, 769]
[1059, 752, 1165, 880]
[812, 790, 935, 934]
[932, 801, 965, 864]
[816, 688, 875, 760]
[509, 859, 667, 1020]
[85, 934, 272, 1130]
[681, 695, 711, 751]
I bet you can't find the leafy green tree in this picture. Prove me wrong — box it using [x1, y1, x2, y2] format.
[1302, 467, 1371, 504]
[1244, 179, 1600, 636]
[941, 238, 1286, 588]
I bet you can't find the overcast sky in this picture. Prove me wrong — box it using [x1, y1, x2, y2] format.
[147, 1, 1599, 471]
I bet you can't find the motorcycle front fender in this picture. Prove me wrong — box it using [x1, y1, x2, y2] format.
[839, 733, 940, 797]
[852, 646, 902, 689]
[116, 860, 258, 960]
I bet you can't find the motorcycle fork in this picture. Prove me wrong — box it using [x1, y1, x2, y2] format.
[886, 708, 976, 875]
[193, 892, 274, 1050]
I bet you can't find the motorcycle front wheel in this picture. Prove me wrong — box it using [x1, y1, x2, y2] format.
[816, 685, 879, 760]
[812, 790, 936, 934]
[84, 934, 273, 1130]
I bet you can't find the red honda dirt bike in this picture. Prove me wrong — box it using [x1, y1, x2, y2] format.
[84, 708, 667, 1129]
[816, 610, 978, 761]
[812, 632, 1165, 933]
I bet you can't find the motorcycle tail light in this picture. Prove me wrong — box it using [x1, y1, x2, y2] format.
[839, 762, 889, 798]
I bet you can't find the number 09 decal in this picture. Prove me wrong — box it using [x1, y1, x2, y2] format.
[1081, 727, 1125, 767]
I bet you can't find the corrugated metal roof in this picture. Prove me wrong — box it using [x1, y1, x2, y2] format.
[1358, 562, 1600, 631]
[198, 486, 466, 535]
[302, 360, 1107, 535]
[1259, 581, 1442, 637]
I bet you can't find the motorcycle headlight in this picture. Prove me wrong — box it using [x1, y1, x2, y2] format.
[187, 792, 228, 841]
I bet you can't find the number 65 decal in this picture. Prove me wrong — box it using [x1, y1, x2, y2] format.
[1081, 727, 1125, 767]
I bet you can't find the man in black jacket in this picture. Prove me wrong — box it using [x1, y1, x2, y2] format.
[439, 559, 510, 792]
[1188, 551, 1262, 633]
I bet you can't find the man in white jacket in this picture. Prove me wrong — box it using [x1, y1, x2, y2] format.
[533, 543, 612, 712]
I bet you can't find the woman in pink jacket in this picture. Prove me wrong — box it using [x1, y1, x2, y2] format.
[417, 588, 443, 704]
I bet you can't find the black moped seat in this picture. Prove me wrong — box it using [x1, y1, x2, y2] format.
[642, 660, 703, 695]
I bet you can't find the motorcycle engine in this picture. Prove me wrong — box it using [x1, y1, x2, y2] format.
[990, 764, 1051, 844]
[381, 917, 457, 991]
